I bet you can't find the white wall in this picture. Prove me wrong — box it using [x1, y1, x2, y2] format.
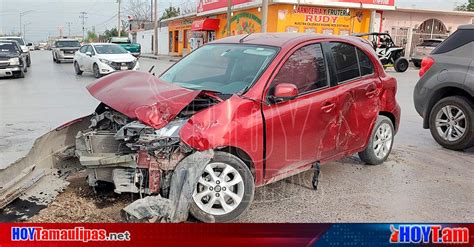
[135, 26, 169, 55]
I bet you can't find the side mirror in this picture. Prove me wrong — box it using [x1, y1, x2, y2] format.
[85, 51, 92, 56]
[27, 43, 33, 46]
[271, 83, 298, 103]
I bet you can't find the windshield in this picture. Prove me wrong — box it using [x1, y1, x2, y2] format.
[110, 37, 130, 43]
[0, 42, 20, 54]
[0, 37, 24, 45]
[94, 44, 128, 54]
[57, 40, 80, 47]
[160, 44, 278, 94]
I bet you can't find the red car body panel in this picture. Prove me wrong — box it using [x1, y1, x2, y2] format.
[87, 71, 201, 129]
[88, 33, 400, 187]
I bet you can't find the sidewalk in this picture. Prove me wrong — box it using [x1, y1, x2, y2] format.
[140, 53, 181, 63]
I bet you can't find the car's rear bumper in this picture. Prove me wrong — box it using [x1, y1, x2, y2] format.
[0, 67, 21, 77]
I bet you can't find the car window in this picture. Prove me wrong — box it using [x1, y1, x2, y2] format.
[79, 46, 87, 53]
[357, 48, 374, 76]
[87, 46, 95, 55]
[432, 29, 474, 54]
[328, 42, 360, 83]
[0, 42, 19, 53]
[94, 44, 128, 54]
[271, 43, 328, 94]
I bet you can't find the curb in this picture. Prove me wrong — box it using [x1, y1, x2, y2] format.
[140, 54, 180, 63]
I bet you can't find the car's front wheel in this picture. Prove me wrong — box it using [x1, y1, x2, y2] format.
[429, 96, 474, 150]
[74, 61, 83, 75]
[359, 116, 395, 165]
[189, 152, 254, 223]
[93, 63, 102, 78]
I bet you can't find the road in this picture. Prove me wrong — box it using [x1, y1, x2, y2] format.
[1, 50, 473, 222]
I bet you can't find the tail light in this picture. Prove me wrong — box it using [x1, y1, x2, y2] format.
[419, 56, 435, 77]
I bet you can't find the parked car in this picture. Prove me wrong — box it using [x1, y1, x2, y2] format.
[411, 39, 444, 68]
[414, 25, 474, 150]
[108, 37, 141, 57]
[27, 43, 35, 51]
[0, 36, 31, 67]
[0, 40, 28, 78]
[73, 43, 139, 78]
[52, 39, 81, 63]
[67, 33, 401, 222]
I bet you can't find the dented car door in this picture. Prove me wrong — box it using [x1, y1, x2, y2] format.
[262, 42, 338, 181]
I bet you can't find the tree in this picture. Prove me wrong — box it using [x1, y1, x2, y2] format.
[161, 6, 180, 20]
[98, 28, 127, 41]
[125, 0, 152, 21]
[86, 31, 98, 42]
[455, 0, 474, 11]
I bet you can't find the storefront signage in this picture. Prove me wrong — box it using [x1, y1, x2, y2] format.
[197, 0, 256, 13]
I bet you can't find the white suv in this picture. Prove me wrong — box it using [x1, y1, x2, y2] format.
[73, 43, 139, 78]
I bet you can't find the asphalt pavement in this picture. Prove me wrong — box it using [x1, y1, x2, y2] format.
[0, 50, 472, 222]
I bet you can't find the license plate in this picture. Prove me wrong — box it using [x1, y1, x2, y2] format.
[120, 66, 128, 70]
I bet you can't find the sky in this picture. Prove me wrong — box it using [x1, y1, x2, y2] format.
[0, 0, 467, 42]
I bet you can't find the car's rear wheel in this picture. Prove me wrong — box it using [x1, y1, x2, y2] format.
[93, 63, 102, 78]
[189, 152, 254, 223]
[429, 96, 474, 150]
[74, 61, 83, 75]
[394, 57, 409, 72]
[359, 116, 395, 165]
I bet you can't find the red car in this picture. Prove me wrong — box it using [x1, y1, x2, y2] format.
[72, 33, 401, 222]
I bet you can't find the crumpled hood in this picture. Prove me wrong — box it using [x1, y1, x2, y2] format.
[87, 71, 201, 129]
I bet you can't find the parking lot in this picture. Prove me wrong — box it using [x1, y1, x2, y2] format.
[0, 50, 473, 222]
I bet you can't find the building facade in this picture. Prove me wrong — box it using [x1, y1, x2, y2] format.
[166, 0, 394, 56]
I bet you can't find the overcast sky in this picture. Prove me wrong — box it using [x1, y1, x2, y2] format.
[0, 0, 466, 42]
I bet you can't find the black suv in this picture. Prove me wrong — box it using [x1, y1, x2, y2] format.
[0, 40, 27, 78]
[414, 24, 474, 150]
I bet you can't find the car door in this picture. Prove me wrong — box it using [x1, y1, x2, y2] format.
[84, 45, 95, 71]
[323, 42, 381, 158]
[262, 42, 339, 180]
[76, 45, 87, 68]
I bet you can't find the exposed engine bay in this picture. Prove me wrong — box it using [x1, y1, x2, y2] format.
[74, 93, 220, 197]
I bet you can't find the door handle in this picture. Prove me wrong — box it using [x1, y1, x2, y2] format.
[321, 102, 336, 113]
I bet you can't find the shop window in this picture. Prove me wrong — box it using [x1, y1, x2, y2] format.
[339, 30, 350, 36]
[328, 42, 360, 83]
[271, 43, 328, 94]
[304, 28, 316, 33]
[357, 49, 374, 76]
[322, 29, 334, 35]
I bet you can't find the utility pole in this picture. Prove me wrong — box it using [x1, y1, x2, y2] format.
[79, 11, 88, 41]
[227, 0, 232, 36]
[66, 22, 72, 36]
[19, 10, 33, 36]
[153, 0, 158, 55]
[261, 0, 268, 32]
[117, 0, 122, 37]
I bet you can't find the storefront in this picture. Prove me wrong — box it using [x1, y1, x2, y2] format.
[166, 0, 395, 56]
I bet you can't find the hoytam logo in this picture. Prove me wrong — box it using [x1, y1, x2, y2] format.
[390, 225, 469, 244]
[11, 227, 131, 242]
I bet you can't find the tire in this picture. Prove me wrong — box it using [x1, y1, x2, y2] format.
[359, 116, 395, 165]
[413, 60, 421, 68]
[189, 151, 254, 223]
[394, 57, 409, 72]
[74, 61, 83, 75]
[429, 96, 474, 150]
[93, 63, 102, 78]
[24, 66, 27, 73]
[26, 56, 31, 67]
[15, 70, 25, 78]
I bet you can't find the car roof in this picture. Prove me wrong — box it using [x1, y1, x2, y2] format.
[0, 36, 23, 39]
[458, 24, 474, 30]
[56, 39, 79, 41]
[212, 32, 356, 47]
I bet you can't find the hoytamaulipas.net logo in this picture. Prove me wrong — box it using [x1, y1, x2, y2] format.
[390, 224, 469, 244]
[11, 226, 131, 242]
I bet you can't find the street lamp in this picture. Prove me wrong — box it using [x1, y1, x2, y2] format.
[19, 10, 34, 36]
[23, 22, 31, 41]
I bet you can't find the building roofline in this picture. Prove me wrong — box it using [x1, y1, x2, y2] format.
[392, 7, 474, 16]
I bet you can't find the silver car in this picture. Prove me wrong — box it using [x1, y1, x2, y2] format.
[411, 39, 444, 68]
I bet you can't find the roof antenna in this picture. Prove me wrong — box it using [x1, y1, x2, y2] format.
[239, 33, 252, 43]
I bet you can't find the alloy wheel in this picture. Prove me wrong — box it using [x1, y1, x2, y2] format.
[435, 105, 466, 142]
[373, 122, 393, 159]
[192, 162, 245, 216]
